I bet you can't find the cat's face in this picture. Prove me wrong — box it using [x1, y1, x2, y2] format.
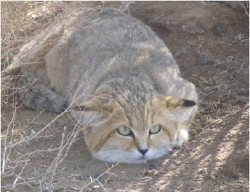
[73, 95, 197, 164]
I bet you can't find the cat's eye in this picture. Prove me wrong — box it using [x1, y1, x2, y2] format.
[149, 124, 162, 135]
[117, 126, 133, 136]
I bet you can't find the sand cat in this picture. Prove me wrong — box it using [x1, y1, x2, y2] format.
[5, 8, 198, 164]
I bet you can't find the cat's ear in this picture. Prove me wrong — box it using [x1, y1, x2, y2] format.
[151, 95, 196, 109]
[164, 96, 196, 109]
[71, 98, 114, 113]
[70, 98, 116, 127]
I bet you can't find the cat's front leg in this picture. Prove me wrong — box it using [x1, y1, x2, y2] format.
[174, 128, 189, 148]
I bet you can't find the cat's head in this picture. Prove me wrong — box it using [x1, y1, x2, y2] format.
[72, 94, 197, 164]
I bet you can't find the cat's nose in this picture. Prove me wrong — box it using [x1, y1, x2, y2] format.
[138, 148, 148, 155]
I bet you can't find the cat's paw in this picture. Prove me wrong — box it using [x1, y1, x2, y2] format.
[174, 129, 189, 148]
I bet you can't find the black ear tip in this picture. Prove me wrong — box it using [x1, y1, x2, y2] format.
[183, 100, 196, 107]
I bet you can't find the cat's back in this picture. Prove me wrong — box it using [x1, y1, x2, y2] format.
[46, 8, 178, 100]
[5, 7, 197, 114]
[57, 9, 178, 97]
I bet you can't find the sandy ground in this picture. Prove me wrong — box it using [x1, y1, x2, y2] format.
[1, 2, 249, 192]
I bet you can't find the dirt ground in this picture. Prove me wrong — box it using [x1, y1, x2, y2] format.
[1, 2, 249, 192]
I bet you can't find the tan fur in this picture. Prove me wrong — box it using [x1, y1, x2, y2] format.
[6, 7, 198, 163]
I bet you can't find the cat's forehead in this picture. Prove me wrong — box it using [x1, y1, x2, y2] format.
[119, 102, 155, 130]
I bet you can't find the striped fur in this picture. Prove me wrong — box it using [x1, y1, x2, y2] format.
[7, 8, 198, 163]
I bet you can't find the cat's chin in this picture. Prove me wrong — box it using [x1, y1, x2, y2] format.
[93, 155, 149, 164]
[92, 148, 170, 164]
[92, 152, 146, 164]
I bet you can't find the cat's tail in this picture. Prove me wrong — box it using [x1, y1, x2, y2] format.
[1, 21, 68, 113]
[3, 7, 95, 113]
[17, 75, 69, 113]
[2, 18, 68, 113]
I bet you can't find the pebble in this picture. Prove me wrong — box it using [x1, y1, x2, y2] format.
[196, 53, 214, 65]
[212, 23, 226, 37]
[232, 174, 240, 180]
[148, 164, 156, 170]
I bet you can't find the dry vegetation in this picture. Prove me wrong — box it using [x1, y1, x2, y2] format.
[1, 2, 249, 192]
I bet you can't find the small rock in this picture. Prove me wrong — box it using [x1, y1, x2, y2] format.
[144, 164, 159, 176]
[174, 160, 181, 166]
[144, 169, 148, 176]
[148, 164, 156, 170]
[212, 23, 226, 37]
[182, 20, 206, 35]
[232, 174, 240, 180]
[196, 53, 214, 65]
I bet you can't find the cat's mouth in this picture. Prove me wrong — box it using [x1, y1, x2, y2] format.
[122, 157, 148, 164]
[137, 156, 147, 161]
[120, 154, 152, 164]
[93, 150, 151, 164]
[92, 147, 170, 164]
